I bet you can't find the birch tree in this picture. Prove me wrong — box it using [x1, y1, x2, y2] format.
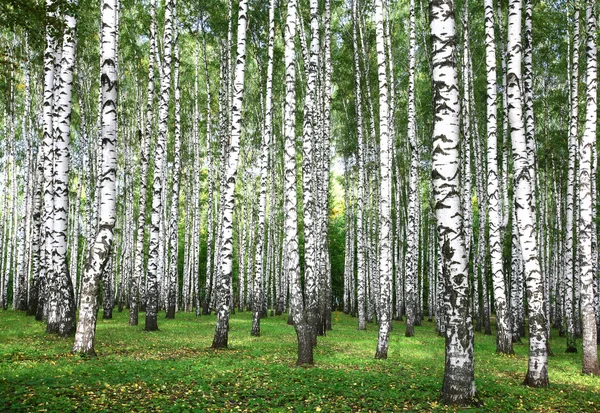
[374, 0, 393, 360]
[146, 0, 175, 331]
[130, 0, 155, 327]
[251, 0, 275, 337]
[211, 0, 249, 348]
[405, 0, 418, 338]
[507, 0, 549, 387]
[579, 0, 600, 376]
[72, 0, 119, 355]
[430, 0, 476, 404]
[484, 0, 512, 354]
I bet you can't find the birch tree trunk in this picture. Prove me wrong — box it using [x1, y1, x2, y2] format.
[507, 0, 549, 387]
[579, 0, 600, 376]
[430, 0, 476, 404]
[166, 19, 181, 320]
[146, 0, 175, 331]
[284, 0, 313, 365]
[46, 1, 77, 336]
[130, 0, 155, 327]
[374, 0, 393, 360]
[211, 0, 249, 348]
[405, 0, 418, 338]
[484, 0, 512, 354]
[352, 0, 367, 332]
[72, 0, 118, 355]
[251, 0, 275, 337]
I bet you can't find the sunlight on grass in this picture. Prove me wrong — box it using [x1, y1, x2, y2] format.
[1, 310, 599, 412]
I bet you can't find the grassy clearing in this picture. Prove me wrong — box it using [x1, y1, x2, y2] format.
[0, 310, 598, 412]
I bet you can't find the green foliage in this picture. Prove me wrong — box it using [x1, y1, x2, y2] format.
[1, 310, 599, 412]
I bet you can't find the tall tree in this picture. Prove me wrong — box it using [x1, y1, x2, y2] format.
[374, 0, 393, 360]
[146, 0, 175, 331]
[130, 0, 155, 327]
[564, 4, 579, 354]
[211, 0, 249, 348]
[46, 0, 78, 337]
[405, 0, 418, 338]
[507, 0, 549, 387]
[429, 0, 476, 404]
[485, 0, 512, 353]
[284, 0, 313, 365]
[579, 0, 600, 376]
[352, 0, 367, 332]
[251, 0, 275, 337]
[72, 0, 119, 355]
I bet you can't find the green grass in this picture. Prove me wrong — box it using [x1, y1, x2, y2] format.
[0, 310, 598, 412]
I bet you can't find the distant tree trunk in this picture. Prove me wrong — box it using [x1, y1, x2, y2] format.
[251, 0, 275, 337]
[16, 37, 32, 312]
[352, 0, 367, 331]
[405, 0, 418, 338]
[130, 0, 155, 327]
[507, 0, 549, 388]
[211, 0, 249, 349]
[484, 0, 512, 354]
[373, 0, 393, 360]
[579, 0, 600, 376]
[28, 153, 44, 317]
[166, 19, 181, 320]
[146, 0, 175, 331]
[202, 20, 215, 316]
[429, 0, 477, 404]
[72, 0, 119, 355]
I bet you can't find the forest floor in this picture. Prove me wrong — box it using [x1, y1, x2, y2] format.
[0, 310, 599, 412]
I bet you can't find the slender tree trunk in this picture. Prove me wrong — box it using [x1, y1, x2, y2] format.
[486, 0, 512, 354]
[374, 0, 393, 360]
[251, 0, 275, 337]
[166, 19, 181, 320]
[352, 0, 367, 331]
[564, 2, 578, 349]
[146, 0, 175, 331]
[211, 0, 249, 348]
[72, 0, 119, 355]
[130, 0, 155, 327]
[405, 0, 418, 338]
[579, 0, 600, 376]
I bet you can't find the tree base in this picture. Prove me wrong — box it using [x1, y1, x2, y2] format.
[211, 336, 228, 349]
[374, 349, 388, 359]
[405, 324, 415, 337]
[295, 323, 314, 366]
[524, 373, 549, 387]
[251, 313, 260, 337]
[166, 306, 175, 319]
[46, 321, 75, 337]
[145, 316, 158, 331]
[440, 394, 481, 408]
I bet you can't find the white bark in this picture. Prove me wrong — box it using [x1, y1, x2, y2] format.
[430, 0, 476, 403]
[579, 0, 599, 376]
[73, 0, 119, 354]
[507, 0, 549, 387]
[212, 0, 249, 348]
